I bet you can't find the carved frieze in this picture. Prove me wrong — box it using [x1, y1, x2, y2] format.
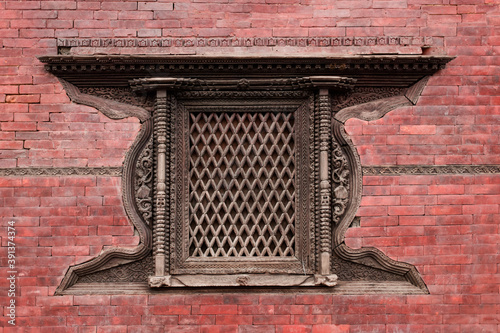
[56, 37, 434, 49]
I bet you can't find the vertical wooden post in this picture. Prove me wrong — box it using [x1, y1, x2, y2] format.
[153, 90, 168, 279]
[318, 88, 332, 275]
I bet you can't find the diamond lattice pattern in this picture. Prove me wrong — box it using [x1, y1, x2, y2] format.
[189, 112, 296, 257]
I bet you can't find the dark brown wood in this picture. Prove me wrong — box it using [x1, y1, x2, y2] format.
[39, 55, 454, 88]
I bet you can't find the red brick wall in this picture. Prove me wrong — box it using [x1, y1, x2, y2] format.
[1, 0, 499, 332]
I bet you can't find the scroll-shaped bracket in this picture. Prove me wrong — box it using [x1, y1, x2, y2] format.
[55, 118, 153, 295]
[58, 79, 151, 122]
[54, 80, 153, 295]
[334, 76, 430, 124]
[330, 76, 435, 294]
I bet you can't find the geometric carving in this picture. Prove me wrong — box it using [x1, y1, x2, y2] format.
[188, 112, 296, 258]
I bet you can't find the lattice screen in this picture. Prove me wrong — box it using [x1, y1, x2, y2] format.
[188, 112, 296, 258]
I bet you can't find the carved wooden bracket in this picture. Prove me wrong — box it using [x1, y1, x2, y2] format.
[39, 56, 453, 294]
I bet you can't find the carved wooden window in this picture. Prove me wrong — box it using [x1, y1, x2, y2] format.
[40, 56, 452, 294]
[141, 79, 352, 288]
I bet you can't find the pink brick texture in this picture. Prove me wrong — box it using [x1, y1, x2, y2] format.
[1, 0, 499, 331]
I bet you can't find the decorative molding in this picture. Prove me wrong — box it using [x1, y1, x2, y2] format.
[130, 76, 356, 92]
[331, 87, 407, 111]
[2, 165, 498, 178]
[62, 280, 427, 295]
[331, 127, 350, 225]
[78, 255, 154, 283]
[177, 91, 310, 99]
[56, 37, 434, 49]
[332, 254, 406, 282]
[363, 165, 500, 175]
[0, 167, 122, 177]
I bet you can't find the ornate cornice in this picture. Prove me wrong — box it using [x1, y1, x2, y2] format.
[56, 37, 433, 48]
[38, 55, 454, 88]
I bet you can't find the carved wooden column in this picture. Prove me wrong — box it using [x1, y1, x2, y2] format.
[150, 89, 171, 287]
[318, 88, 332, 276]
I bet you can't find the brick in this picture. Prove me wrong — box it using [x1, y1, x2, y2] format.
[5, 1, 41, 9]
[238, 305, 274, 315]
[118, 11, 154, 20]
[197, 305, 238, 315]
[139, 2, 174, 10]
[178, 315, 214, 325]
[77, 2, 101, 10]
[216, 315, 253, 325]
[101, 2, 137, 10]
[40, 1, 76, 9]
[110, 295, 148, 306]
[361, 196, 401, 206]
[388, 206, 425, 216]
[151, 305, 191, 315]
[399, 125, 436, 134]
[239, 326, 276, 333]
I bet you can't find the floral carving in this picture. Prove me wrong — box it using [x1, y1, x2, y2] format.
[331, 138, 350, 224]
[79, 87, 155, 111]
[135, 136, 154, 228]
[331, 87, 406, 111]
